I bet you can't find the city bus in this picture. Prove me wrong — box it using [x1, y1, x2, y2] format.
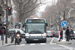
[24, 19, 48, 43]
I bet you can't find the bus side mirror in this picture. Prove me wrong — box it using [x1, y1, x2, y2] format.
[22, 23, 26, 28]
[46, 23, 48, 26]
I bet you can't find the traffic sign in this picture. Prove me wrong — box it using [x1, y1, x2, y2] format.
[61, 21, 67, 27]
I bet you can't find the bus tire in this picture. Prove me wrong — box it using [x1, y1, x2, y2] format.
[26, 41, 30, 44]
[43, 40, 46, 43]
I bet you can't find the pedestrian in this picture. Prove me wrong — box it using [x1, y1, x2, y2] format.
[58, 28, 63, 42]
[70, 28, 73, 34]
[1, 25, 5, 40]
[65, 26, 70, 42]
[0, 24, 5, 40]
[0, 24, 2, 40]
[11, 30, 15, 43]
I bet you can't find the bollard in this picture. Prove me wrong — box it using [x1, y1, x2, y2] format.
[1, 34, 4, 45]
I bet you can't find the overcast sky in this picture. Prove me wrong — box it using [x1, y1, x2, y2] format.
[11, 0, 58, 18]
[38, 0, 58, 12]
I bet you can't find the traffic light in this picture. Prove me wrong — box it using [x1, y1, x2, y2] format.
[8, 7, 12, 15]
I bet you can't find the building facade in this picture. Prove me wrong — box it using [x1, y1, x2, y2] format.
[0, 0, 12, 28]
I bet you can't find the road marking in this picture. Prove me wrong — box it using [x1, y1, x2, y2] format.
[20, 44, 25, 46]
[40, 43, 46, 45]
[15, 44, 25, 46]
[50, 37, 54, 44]
[59, 44, 75, 50]
[50, 37, 57, 44]
[50, 37, 55, 44]
[30, 43, 35, 45]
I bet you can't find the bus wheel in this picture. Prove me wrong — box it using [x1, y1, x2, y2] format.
[26, 41, 30, 44]
[43, 40, 46, 43]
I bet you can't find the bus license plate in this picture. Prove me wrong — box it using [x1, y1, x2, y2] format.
[33, 39, 38, 41]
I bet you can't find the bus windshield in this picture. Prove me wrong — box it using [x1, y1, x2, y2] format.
[26, 23, 45, 33]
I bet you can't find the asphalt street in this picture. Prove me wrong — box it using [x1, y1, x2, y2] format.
[0, 37, 75, 50]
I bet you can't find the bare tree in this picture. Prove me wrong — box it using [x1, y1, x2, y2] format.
[41, 0, 73, 29]
[13, 0, 40, 23]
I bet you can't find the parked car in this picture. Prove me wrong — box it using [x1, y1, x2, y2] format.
[47, 31, 52, 37]
[49, 31, 59, 37]
[70, 31, 75, 40]
[8, 29, 15, 38]
[8, 29, 25, 38]
[50, 31, 55, 37]
[54, 31, 59, 38]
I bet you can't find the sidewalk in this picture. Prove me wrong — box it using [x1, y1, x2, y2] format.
[51, 38, 72, 44]
[0, 35, 14, 46]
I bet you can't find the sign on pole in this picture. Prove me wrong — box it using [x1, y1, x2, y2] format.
[61, 21, 67, 27]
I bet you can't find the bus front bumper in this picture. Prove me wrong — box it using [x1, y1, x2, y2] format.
[25, 36, 46, 41]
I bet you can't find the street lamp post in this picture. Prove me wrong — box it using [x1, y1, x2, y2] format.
[5, 0, 8, 43]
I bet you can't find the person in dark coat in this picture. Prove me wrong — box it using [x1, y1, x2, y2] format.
[65, 26, 70, 41]
[0, 24, 5, 40]
[58, 28, 63, 42]
[0, 24, 2, 35]
[70, 28, 73, 34]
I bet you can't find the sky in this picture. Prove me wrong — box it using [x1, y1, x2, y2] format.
[38, 0, 58, 12]
[11, 0, 58, 18]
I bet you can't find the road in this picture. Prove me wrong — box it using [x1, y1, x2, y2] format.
[0, 37, 75, 50]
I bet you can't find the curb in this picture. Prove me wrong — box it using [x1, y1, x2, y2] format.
[57, 41, 72, 45]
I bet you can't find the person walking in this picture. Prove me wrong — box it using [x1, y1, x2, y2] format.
[58, 28, 63, 42]
[65, 26, 70, 42]
[0, 24, 2, 40]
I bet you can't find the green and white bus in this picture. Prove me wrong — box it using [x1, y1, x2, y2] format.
[24, 19, 48, 43]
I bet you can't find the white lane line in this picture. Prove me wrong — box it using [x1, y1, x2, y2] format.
[50, 37, 56, 44]
[20, 44, 25, 46]
[50, 37, 54, 43]
[30, 43, 35, 45]
[59, 44, 75, 50]
[40, 43, 46, 45]
[16, 44, 25, 46]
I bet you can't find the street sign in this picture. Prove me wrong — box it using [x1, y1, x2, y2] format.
[61, 21, 67, 27]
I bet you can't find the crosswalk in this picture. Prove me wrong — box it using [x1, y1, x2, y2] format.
[8, 43, 56, 47]
[16, 43, 47, 46]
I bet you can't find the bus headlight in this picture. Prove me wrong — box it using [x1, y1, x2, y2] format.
[43, 36, 46, 38]
[26, 36, 29, 38]
[25, 33, 29, 38]
[42, 33, 46, 36]
[42, 33, 46, 38]
[25, 33, 29, 36]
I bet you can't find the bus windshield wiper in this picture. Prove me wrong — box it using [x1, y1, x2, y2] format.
[35, 31, 42, 33]
[29, 30, 36, 33]
[29, 30, 43, 34]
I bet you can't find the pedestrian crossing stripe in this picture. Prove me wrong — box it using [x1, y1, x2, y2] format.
[40, 43, 46, 45]
[16, 44, 25, 46]
[13, 43, 47, 46]
[30, 43, 35, 45]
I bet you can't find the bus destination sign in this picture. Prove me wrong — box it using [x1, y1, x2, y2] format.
[27, 19, 45, 23]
